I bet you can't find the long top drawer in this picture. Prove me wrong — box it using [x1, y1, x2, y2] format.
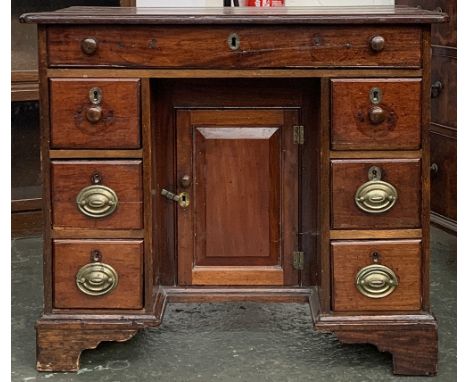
[46, 25, 422, 68]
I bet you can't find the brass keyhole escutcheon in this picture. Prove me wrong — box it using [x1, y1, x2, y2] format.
[228, 33, 240, 50]
[86, 87, 103, 123]
[161, 189, 190, 208]
[76, 262, 119, 296]
[355, 166, 398, 214]
[355, 264, 398, 299]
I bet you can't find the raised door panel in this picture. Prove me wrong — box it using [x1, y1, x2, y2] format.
[175, 109, 299, 286]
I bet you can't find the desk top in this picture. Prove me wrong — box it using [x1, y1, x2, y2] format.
[20, 6, 447, 25]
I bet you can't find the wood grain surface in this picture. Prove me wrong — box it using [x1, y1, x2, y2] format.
[331, 78, 421, 150]
[36, 321, 139, 372]
[53, 239, 143, 309]
[50, 78, 141, 149]
[331, 239, 421, 312]
[20, 6, 448, 25]
[176, 108, 299, 286]
[46, 25, 422, 68]
[430, 129, 456, 220]
[331, 159, 421, 229]
[431, 50, 456, 128]
[51, 160, 143, 229]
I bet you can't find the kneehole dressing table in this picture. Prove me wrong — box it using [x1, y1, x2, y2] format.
[19, 6, 447, 375]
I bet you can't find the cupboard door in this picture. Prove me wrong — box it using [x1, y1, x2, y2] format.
[174, 109, 299, 286]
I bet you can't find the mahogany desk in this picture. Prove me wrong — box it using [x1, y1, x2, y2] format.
[20, 6, 447, 375]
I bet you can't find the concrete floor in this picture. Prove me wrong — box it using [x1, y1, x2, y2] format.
[12, 226, 456, 382]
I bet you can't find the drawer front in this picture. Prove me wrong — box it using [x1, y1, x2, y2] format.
[51, 160, 143, 229]
[430, 130, 457, 220]
[50, 79, 141, 149]
[332, 240, 421, 312]
[47, 25, 422, 68]
[331, 159, 421, 229]
[431, 51, 456, 128]
[331, 79, 421, 150]
[53, 240, 143, 309]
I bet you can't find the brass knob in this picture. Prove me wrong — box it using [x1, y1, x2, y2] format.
[76, 262, 118, 296]
[356, 264, 398, 299]
[355, 166, 398, 214]
[81, 37, 98, 55]
[369, 35, 385, 52]
[368, 106, 386, 125]
[180, 175, 192, 188]
[86, 106, 102, 123]
[76, 184, 118, 218]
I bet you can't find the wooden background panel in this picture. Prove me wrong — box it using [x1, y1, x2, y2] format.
[331, 78, 421, 150]
[331, 159, 421, 229]
[51, 160, 143, 229]
[395, 0, 456, 46]
[46, 25, 422, 68]
[332, 239, 422, 312]
[53, 239, 143, 309]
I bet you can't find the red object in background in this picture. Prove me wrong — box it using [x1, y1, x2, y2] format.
[247, 0, 285, 6]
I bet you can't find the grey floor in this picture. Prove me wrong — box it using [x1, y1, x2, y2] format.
[12, 226, 456, 382]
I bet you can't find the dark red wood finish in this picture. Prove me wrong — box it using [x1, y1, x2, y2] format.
[19, 5, 446, 375]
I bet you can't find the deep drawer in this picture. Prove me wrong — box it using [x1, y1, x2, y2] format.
[51, 160, 143, 230]
[50, 78, 141, 149]
[331, 159, 421, 229]
[332, 239, 421, 312]
[47, 25, 422, 68]
[53, 239, 143, 309]
[331, 78, 422, 150]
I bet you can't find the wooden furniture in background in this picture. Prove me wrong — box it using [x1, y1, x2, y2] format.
[20, 6, 446, 375]
[11, 0, 130, 236]
[396, 0, 456, 232]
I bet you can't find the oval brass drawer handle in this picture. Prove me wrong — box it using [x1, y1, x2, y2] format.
[355, 166, 398, 214]
[76, 184, 118, 218]
[356, 264, 398, 299]
[76, 262, 119, 296]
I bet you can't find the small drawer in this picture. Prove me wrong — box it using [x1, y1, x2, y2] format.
[332, 240, 421, 312]
[53, 239, 143, 309]
[331, 159, 421, 229]
[430, 130, 457, 220]
[51, 160, 143, 230]
[431, 52, 456, 128]
[46, 25, 422, 68]
[50, 78, 141, 149]
[331, 79, 422, 150]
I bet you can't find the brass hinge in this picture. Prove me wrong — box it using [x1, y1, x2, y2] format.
[293, 251, 304, 270]
[293, 125, 304, 145]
